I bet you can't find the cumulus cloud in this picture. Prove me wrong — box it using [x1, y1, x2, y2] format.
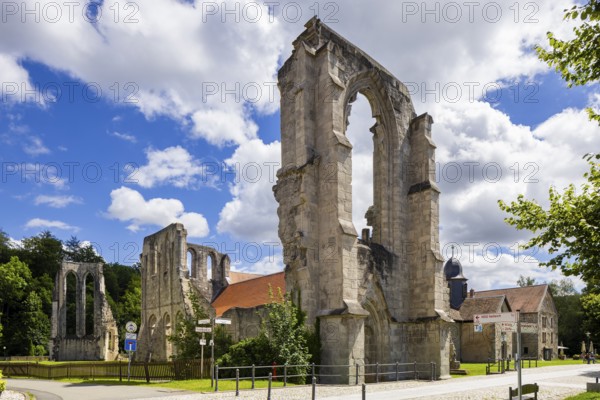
[134, 146, 213, 189]
[217, 138, 281, 243]
[106, 186, 209, 237]
[34, 194, 82, 208]
[110, 131, 137, 143]
[25, 218, 79, 232]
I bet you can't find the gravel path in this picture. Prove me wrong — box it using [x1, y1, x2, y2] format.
[0, 391, 26, 400]
[132, 364, 598, 400]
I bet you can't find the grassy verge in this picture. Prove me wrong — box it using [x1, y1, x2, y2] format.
[451, 359, 583, 378]
[54, 377, 294, 392]
[564, 393, 600, 400]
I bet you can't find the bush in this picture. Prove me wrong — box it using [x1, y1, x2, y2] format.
[573, 354, 580, 360]
[0, 370, 6, 393]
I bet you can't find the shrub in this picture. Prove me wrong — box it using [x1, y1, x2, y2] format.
[0, 370, 6, 393]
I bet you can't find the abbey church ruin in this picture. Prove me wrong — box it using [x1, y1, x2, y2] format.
[136, 17, 453, 382]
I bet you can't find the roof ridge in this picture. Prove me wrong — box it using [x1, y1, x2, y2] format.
[226, 270, 285, 287]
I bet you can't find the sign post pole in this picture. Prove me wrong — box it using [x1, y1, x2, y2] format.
[128, 349, 132, 382]
[517, 309, 522, 400]
[211, 318, 215, 388]
[200, 333, 205, 378]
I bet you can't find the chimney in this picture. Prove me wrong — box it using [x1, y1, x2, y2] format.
[469, 289, 475, 298]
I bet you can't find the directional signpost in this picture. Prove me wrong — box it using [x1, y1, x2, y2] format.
[196, 317, 232, 387]
[474, 311, 524, 400]
[125, 321, 138, 382]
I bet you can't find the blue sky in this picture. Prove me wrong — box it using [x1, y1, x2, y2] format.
[1, 0, 598, 290]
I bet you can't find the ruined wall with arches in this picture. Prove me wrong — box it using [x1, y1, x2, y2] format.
[50, 261, 118, 361]
[137, 223, 231, 362]
[274, 18, 453, 382]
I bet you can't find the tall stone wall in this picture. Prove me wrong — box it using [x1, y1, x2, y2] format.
[50, 261, 118, 361]
[137, 223, 230, 362]
[274, 17, 451, 382]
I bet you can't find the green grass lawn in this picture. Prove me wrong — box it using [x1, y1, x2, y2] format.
[451, 358, 583, 378]
[54, 377, 294, 392]
[564, 393, 600, 400]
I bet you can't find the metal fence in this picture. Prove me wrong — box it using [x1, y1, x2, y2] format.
[0, 359, 210, 382]
[214, 361, 437, 392]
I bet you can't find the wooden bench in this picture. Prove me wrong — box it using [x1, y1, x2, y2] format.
[509, 383, 539, 400]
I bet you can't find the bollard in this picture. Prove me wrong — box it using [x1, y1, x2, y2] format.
[312, 363, 316, 382]
[267, 372, 272, 400]
[251, 364, 255, 389]
[312, 376, 316, 400]
[376, 363, 379, 383]
[284, 364, 287, 387]
[235, 368, 239, 397]
[395, 361, 399, 381]
[215, 365, 219, 392]
[355, 363, 359, 385]
[413, 361, 417, 380]
[430, 362, 435, 381]
[362, 383, 366, 400]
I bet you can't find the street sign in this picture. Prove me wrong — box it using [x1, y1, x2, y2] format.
[501, 322, 516, 332]
[474, 324, 483, 333]
[474, 312, 517, 324]
[215, 318, 232, 325]
[126, 321, 137, 333]
[521, 323, 538, 334]
[198, 319, 211, 325]
[125, 339, 137, 352]
[195, 327, 212, 333]
[125, 332, 138, 340]
[199, 339, 207, 346]
[209, 340, 214, 346]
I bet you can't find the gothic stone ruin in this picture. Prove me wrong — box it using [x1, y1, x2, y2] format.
[50, 261, 119, 361]
[136, 17, 453, 382]
[273, 18, 452, 381]
[137, 223, 231, 362]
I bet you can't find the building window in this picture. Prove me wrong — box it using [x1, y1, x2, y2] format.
[551, 333, 553, 344]
[542, 317, 547, 328]
[542, 332, 547, 343]
[524, 347, 529, 354]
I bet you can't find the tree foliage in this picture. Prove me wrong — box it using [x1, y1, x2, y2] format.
[536, 1, 600, 123]
[217, 287, 312, 383]
[517, 275, 537, 287]
[498, 154, 600, 281]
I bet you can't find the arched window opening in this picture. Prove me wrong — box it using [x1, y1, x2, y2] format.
[346, 93, 377, 237]
[187, 249, 194, 278]
[65, 272, 77, 336]
[207, 254, 214, 281]
[84, 273, 95, 336]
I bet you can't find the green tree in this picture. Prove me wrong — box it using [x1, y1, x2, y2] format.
[64, 236, 104, 263]
[218, 287, 311, 383]
[21, 292, 50, 355]
[115, 275, 142, 343]
[18, 231, 63, 278]
[168, 290, 211, 360]
[548, 278, 578, 297]
[498, 154, 600, 282]
[517, 275, 537, 287]
[536, 1, 600, 123]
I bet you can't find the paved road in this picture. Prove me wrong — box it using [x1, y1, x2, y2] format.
[6, 379, 192, 400]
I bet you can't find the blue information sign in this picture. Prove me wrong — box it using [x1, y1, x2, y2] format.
[125, 339, 137, 352]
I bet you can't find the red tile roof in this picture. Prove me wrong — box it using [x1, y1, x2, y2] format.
[474, 284, 549, 313]
[212, 272, 286, 317]
[228, 271, 264, 284]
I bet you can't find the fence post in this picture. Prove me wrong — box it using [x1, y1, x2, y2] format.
[144, 362, 150, 383]
[362, 383, 366, 400]
[413, 361, 417, 380]
[251, 364, 255, 389]
[284, 364, 287, 387]
[268, 372, 272, 400]
[375, 363, 379, 383]
[215, 365, 219, 392]
[119, 361, 122, 382]
[395, 362, 399, 381]
[235, 368, 239, 397]
[430, 362, 435, 381]
[355, 363, 359, 385]
[312, 363, 315, 383]
[311, 376, 316, 400]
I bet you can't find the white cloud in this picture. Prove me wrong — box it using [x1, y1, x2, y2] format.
[106, 186, 209, 238]
[110, 131, 137, 143]
[0, 53, 39, 104]
[232, 253, 284, 275]
[22, 136, 50, 156]
[217, 138, 281, 242]
[135, 146, 212, 188]
[34, 194, 82, 208]
[25, 218, 79, 232]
